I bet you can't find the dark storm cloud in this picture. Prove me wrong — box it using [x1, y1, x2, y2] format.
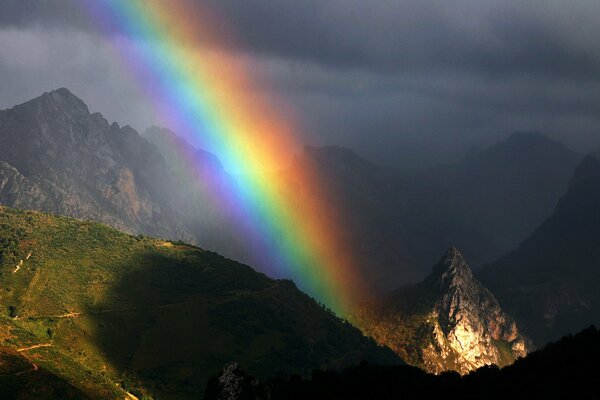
[0, 0, 85, 29]
[207, 0, 600, 80]
[4, 0, 600, 79]
[1, 0, 600, 166]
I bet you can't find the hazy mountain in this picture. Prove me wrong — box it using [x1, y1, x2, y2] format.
[0, 88, 193, 241]
[427, 131, 583, 266]
[0, 206, 400, 399]
[284, 133, 581, 293]
[351, 247, 528, 374]
[282, 145, 436, 290]
[0, 90, 583, 294]
[142, 125, 250, 262]
[479, 154, 600, 345]
[0, 89, 255, 266]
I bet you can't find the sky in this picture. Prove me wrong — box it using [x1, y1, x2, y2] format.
[1, 0, 600, 167]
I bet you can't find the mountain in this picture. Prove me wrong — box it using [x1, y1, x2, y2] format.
[281, 133, 581, 293]
[144, 125, 224, 174]
[0, 88, 193, 241]
[205, 326, 600, 400]
[479, 154, 600, 345]
[427, 131, 583, 266]
[351, 247, 529, 374]
[0, 206, 400, 399]
[0, 89, 255, 267]
[142, 126, 250, 262]
[0, 90, 583, 294]
[283, 145, 435, 290]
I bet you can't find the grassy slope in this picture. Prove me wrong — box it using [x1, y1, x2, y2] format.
[0, 206, 398, 399]
[0, 346, 89, 399]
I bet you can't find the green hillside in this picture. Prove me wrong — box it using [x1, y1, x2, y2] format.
[0, 206, 398, 399]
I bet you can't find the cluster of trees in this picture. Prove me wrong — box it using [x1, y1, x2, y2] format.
[205, 326, 600, 400]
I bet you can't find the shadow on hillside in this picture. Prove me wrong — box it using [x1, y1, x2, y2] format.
[85, 247, 400, 398]
[86, 248, 273, 397]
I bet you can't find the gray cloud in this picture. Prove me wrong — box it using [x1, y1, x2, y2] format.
[1, 0, 600, 167]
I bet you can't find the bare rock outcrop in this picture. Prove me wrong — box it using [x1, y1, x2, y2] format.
[353, 247, 530, 374]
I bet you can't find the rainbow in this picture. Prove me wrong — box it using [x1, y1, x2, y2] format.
[82, 0, 362, 314]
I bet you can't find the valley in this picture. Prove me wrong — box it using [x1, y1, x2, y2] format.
[0, 89, 599, 397]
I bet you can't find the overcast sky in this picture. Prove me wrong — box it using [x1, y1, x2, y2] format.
[2, 0, 600, 167]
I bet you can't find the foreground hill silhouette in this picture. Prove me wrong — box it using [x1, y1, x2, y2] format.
[206, 326, 600, 400]
[0, 206, 399, 399]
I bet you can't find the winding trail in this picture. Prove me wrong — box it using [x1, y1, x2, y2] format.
[12, 260, 23, 274]
[20, 281, 282, 320]
[12, 251, 33, 274]
[17, 343, 52, 352]
[0, 343, 52, 377]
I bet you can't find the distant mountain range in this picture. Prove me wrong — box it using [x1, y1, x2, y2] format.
[479, 153, 600, 345]
[352, 247, 529, 374]
[283, 131, 582, 292]
[0, 89, 584, 294]
[2, 89, 598, 378]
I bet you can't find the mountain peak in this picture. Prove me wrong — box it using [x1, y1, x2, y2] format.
[433, 246, 472, 283]
[353, 248, 529, 374]
[43, 88, 88, 111]
[441, 245, 464, 264]
[478, 131, 572, 160]
[569, 154, 600, 189]
[14, 88, 90, 118]
[303, 145, 375, 167]
[506, 130, 547, 143]
[144, 125, 224, 172]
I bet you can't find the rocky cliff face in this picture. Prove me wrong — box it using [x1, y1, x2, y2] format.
[0, 88, 197, 241]
[352, 247, 529, 374]
[0, 90, 267, 266]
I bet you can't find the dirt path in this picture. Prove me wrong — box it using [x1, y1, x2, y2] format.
[115, 383, 139, 400]
[17, 343, 52, 352]
[12, 251, 33, 273]
[0, 343, 52, 377]
[19, 282, 281, 320]
[12, 260, 23, 273]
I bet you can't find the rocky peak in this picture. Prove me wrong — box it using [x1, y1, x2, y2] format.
[13, 88, 90, 120]
[505, 130, 547, 145]
[432, 246, 473, 289]
[144, 125, 224, 173]
[352, 247, 530, 375]
[568, 154, 600, 189]
[0, 89, 195, 242]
